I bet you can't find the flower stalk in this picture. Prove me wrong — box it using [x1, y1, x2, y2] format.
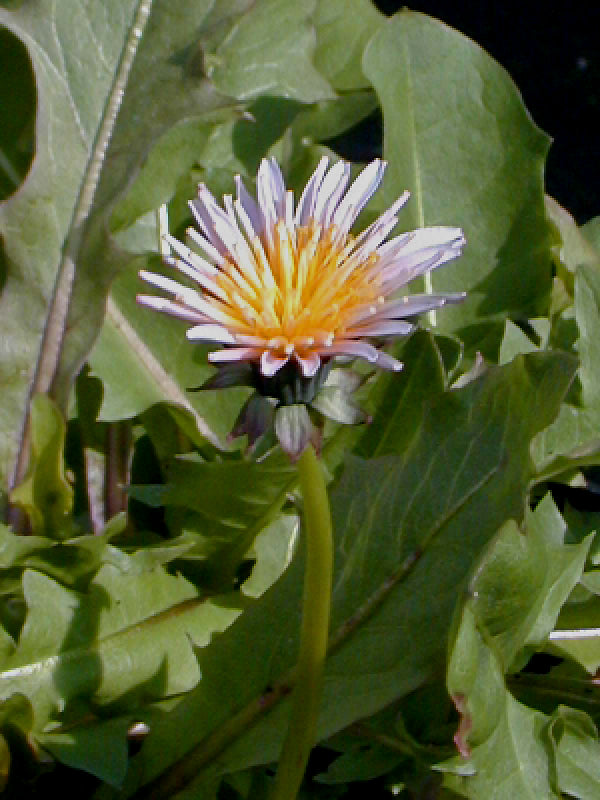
[270, 443, 333, 800]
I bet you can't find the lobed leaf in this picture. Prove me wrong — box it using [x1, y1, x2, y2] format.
[114, 352, 575, 794]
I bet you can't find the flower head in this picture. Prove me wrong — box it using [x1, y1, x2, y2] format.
[138, 157, 465, 382]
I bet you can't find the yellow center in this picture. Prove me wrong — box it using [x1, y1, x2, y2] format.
[208, 221, 383, 358]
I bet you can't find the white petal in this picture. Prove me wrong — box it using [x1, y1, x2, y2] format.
[235, 174, 263, 235]
[186, 325, 237, 344]
[349, 319, 414, 338]
[257, 158, 285, 237]
[374, 351, 404, 371]
[267, 158, 287, 217]
[136, 295, 212, 325]
[374, 292, 467, 319]
[339, 189, 410, 242]
[380, 249, 453, 291]
[170, 257, 228, 301]
[165, 234, 218, 276]
[331, 159, 386, 231]
[295, 156, 329, 226]
[318, 340, 380, 362]
[400, 226, 465, 254]
[138, 271, 235, 326]
[208, 347, 260, 364]
[260, 350, 289, 377]
[312, 160, 350, 227]
[185, 227, 226, 267]
[189, 187, 225, 252]
[295, 351, 321, 377]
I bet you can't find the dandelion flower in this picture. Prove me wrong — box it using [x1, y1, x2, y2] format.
[138, 157, 466, 383]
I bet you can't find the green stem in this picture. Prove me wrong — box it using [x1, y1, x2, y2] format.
[269, 444, 333, 800]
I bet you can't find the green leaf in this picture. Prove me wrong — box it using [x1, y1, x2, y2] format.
[440, 604, 558, 799]
[362, 12, 553, 336]
[39, 716, 133, 788]
[356, 331, 446, 459]
[548, 706, 600, 800]
[549, 596, 600, 675]
[437, 493, 594, 797]
[575, 265, 600, 412]
[533, 262, 600, 468]
[312, 0, 384, 91]
[128, 450, 297, 587]
[242, 515, 298, 600]
[469, 495, 591, 672]
[545, 196, 600, 287]
[0, 564, 241, 742]
[206, 0, 333, 103]
[88, 265, 250, 445]
[317, 743, 404, 784]
[9, 395, 73, 538]
[533, 439, 600, 487]
[0, 0, 145, 490]
[498, 321, 539, 365]
[118, 353, 574, 794]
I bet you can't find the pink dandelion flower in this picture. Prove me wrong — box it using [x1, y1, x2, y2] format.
[138, 157, 465, 382]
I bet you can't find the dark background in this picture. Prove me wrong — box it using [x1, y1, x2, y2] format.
[373, 2, 599, 224]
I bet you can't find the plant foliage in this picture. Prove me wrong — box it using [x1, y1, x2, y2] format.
[0, 1, 599, 798]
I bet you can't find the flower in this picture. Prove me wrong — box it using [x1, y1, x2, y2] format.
[137, 157, 465, 383]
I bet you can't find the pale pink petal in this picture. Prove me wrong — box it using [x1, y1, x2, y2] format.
[373, 292, 467, 320]
[261, 350, 289, 376]
[235, 173, 263, 236]
[209, 347, 260, 364]
[313, 160, 351, 227]
[349, 319, 414, 338]
[136, 295, 212, 325]
[317, 340, 380, 362]
[295, 156, 329, 225]
[374, 351, 404, 371]
[295, 351, 321, 377]
[330, 159, 386, 231]
[186, 325, 237, 344]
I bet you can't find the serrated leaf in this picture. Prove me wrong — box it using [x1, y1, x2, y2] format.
[0, 565, 241, 735]
[129, 449, 297, 587]
[117, 353, 574, 794]
[469, 496, 591, 672]
[545, 196, 600, 284]
[362, 12, 553, 336]
[498, 321, 539, 365]
[39, 716, 132, 788]
[438, 600, 560, 799]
